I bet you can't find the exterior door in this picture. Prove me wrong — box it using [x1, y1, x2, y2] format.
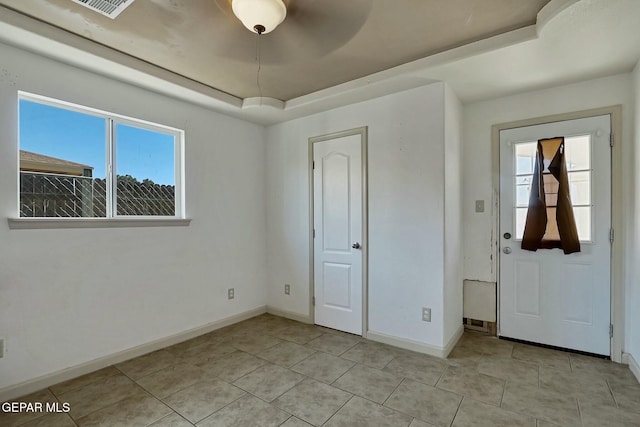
[499, 115, 611, 355]
[313, 130, 365, 335]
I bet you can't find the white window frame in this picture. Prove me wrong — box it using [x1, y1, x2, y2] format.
[9, 92, 189, 229]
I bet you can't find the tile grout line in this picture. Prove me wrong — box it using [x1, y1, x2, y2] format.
[60, 367, 149, 424]
[47, 367, 121, 398]
[376, 378, 424, 423]
[292, 347, 326, 367]
[157, 411, 194, 427]
[47, 387, 80, 427]
[605, 379, 620, 408]
[334, 340, 361, 357]
[130, 366, 204, 404]
[434, 364, 451, 388]
[329, 361, 359, 386]
[156, 379, 248, 425]
[57, 391, 80, 427]
[118, 349, 182, 381]
[498, 378, 507, 407]
[71, 384, 157, 424]
[380, 375, 405, 407]
[574, 396, 583, 427]
[195, 392, 257, 425]
[448, 394, 465, 427]
[320, 393, 356, 426]
[278, 415, 294, 426]
[140, 407, 180, 427]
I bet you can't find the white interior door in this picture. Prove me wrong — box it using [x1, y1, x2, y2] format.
[499, 115, 611, 355]
[313, 132, 364, 335]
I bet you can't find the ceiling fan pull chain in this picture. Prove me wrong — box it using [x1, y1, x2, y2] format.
[255, 31, 263, 102]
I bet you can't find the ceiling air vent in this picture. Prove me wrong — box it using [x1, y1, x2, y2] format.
[70, 0, 135, 19]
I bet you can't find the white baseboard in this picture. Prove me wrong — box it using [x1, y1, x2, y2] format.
[266, 305, 313, 324]
[366, 324, 464, 359]
[443, 324, 465, 357]
[623, 352, 640, 383]
[0, 306, 267, 402]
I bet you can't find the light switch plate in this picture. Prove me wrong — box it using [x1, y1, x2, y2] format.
[475, 200, 485, 213]
[228, 288, 235, 300]
[284, 284, 290, 295]
[422, 307, 431, 322]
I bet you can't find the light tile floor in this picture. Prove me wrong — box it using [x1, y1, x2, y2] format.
[2, 314, 639, 427]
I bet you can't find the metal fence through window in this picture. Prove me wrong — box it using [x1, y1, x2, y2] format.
[20, 172, 175, 217]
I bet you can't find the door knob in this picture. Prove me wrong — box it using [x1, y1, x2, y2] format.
[503, 247, 512, 254]
[352, 242, 361, 249]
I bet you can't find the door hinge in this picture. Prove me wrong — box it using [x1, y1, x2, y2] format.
[610, 323, 614, 338]
[610, 133, 614, 147]
[312, 296, 315, 306]
[312, 161, 315, 169]
[313, 229, 315, 238]
[609, 228, 614, 244]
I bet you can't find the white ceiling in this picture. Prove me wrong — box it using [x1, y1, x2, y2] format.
[0, 0, 638, 125]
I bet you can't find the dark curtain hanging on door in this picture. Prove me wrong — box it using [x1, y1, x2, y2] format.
[521, 137, 581, 254]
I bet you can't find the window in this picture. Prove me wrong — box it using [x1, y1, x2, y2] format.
[18, 93, 184, 219]
[513, 134, 592, 241]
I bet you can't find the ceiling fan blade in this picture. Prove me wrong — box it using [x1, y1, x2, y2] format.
[209, 0, 373, 64]
[284, 0, 372, 55]
[212, 0, 232, 15]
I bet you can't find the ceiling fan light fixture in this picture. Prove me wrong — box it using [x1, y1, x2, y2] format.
[231, 0, 287, 34]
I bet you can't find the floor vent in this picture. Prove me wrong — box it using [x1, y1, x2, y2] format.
[71, 0, 135, 19]
[463, 318, 496, 335]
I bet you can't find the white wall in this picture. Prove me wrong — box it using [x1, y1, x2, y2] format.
[463, 74, 634, 283]
[266, 83, 463, 351]
[0, 42, 267, 391]
[629, 61, 640, 367]
[443, 85, 464, 345]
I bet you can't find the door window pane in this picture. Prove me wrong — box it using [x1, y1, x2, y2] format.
[515, 207, 528, 239]
[568, 171, 591, 206]
[516, 181, 532, 207]
[565, 135, 590, 171]
[515, 142, 536, 175]
[573, 206, 592, 241]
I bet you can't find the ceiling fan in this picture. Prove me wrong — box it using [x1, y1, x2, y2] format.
[229, 0, 287, 35]
[212, 0, 373, 63]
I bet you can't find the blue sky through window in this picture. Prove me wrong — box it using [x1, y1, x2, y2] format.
[19, 99, 175, 185]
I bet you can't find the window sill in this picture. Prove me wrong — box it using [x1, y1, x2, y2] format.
[8, 218, 192, 230]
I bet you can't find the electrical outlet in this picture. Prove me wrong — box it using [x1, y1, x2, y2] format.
[228, 288, 235, 300]
[284, 284, 290, 295]
[422, 307, 431, 322]
[475, 200, 485, 213]
[0, 338, 4, 358]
